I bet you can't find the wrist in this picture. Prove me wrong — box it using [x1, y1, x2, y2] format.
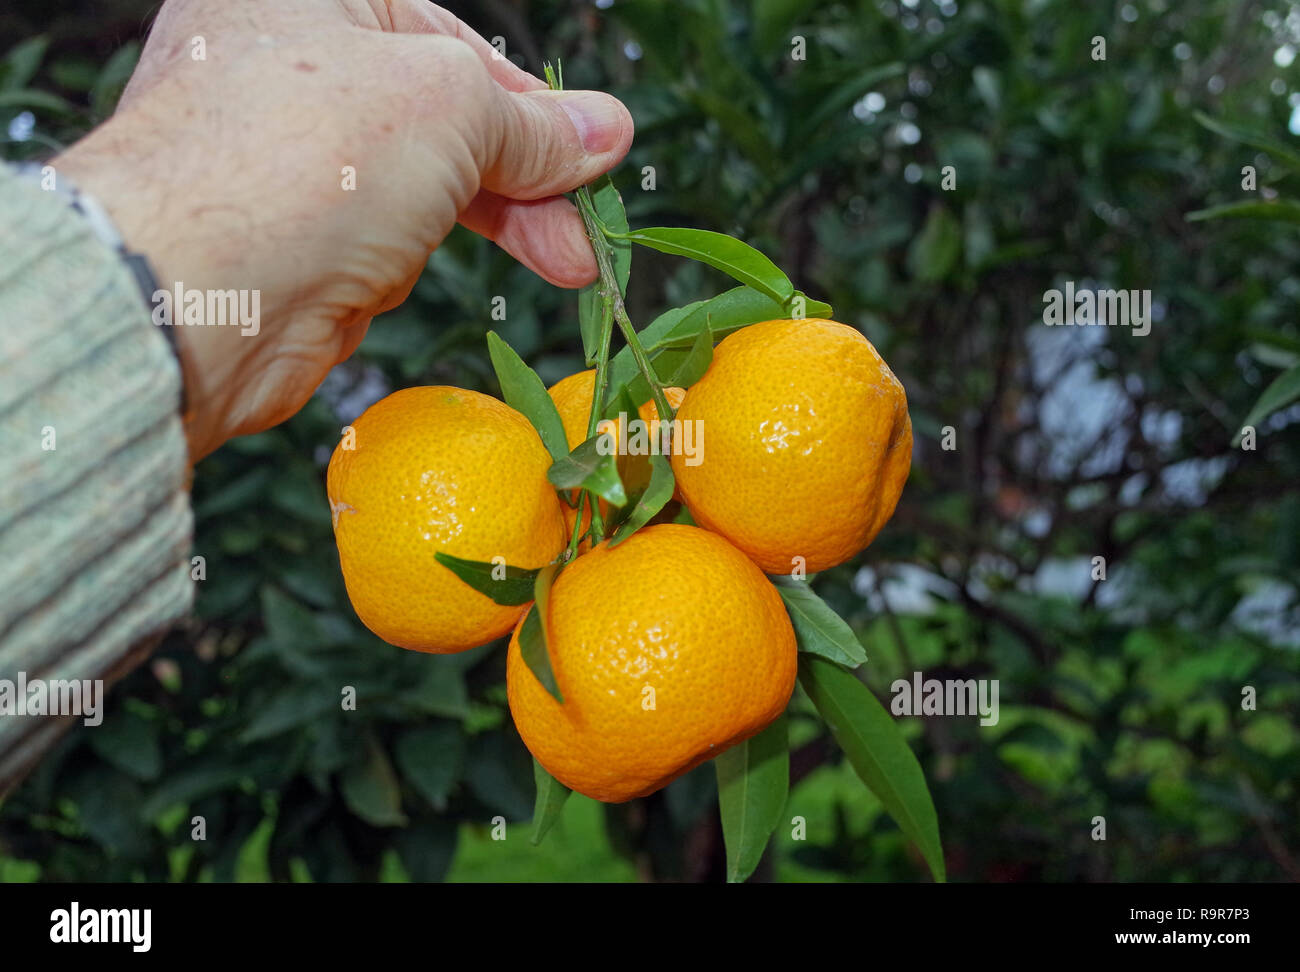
[54, 125, 225, 461]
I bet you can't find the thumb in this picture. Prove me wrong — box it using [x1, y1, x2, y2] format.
[480, 88, 634, 200]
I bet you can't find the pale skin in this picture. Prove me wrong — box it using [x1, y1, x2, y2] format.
[54, 0, 634, 460]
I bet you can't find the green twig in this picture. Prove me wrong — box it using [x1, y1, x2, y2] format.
[576, 192, 675, 425]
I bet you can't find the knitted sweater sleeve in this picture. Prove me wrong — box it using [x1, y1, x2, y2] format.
[0, 163, 194, 792]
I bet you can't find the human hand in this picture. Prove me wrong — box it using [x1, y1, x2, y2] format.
[54, 0, 633, 460]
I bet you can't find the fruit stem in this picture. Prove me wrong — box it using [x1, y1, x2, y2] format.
[574, 186, 675, 431]
[565, 491, 590, 558]
[582, 237, 613, 547]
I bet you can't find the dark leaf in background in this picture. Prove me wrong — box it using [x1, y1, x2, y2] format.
[2, 36, 49, 91]
[394, 819, 459, 882]
[1193, 111, 1300, 172]
[395, 723, 465, 812]
[88, 709, 161, 782]
[66, 768, 149, 859]
[466, 732, 535, 822]
[906, 206, 962, 283]
[1185, 199, 1300, 225]
[400, 655, 472, 720]
[89, 41, 138, 117]
[239, 684, 339, 743]
[1238, 362, 1300, 439]
[340, 736, 407, 827]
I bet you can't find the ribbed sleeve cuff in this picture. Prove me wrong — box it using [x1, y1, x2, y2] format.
[0, 162, 194, 786]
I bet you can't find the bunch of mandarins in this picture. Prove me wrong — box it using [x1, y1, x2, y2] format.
[327, 317, 911, 803]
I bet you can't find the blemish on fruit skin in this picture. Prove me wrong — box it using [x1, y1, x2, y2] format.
[329, 498, 355, 528]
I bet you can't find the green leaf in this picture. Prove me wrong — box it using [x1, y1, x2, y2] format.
[687, 89, 774, 169]
[270, 460, 331, 527]
[520, 566, 563, 703]
[0, 89, 77, 114]
[394, 723, 465, 812]
[194, 466, 273, 518]
[661, 318, 713, 388]
[798, 656, 945, 882]
[1238, 361, 1300, 439]
[602, 381, 642, 428]
[792, 62, 905, 146]
[3, 36, 49, 91]
[394, 819, 458, 882]
[486, 331, 570, 462]
[610, 227, 795, 307]
[1193, 110, 1300, 172]
[547, 435, 628, 508]
[402, 656, 472, 719]
[660, 288, 832, 347]
[1249, 342, 1299, 370]
[578, 287, 610, 368]
[611, 454, 676, 547]
[89, 711, 161, 782]
[591, 175, 631, 292]
[715, 716, 789, 883]
[604, 287, 829, 408]
[1245, 327, 1300, 355]
[140, 761, 250, 821]
[530, 758, 571, 845]
[906, 206, 962, 282]
[90, 42, 140, 118]
[261, 585, 327, 651]
[340, 737, 408, 827]
[433, 551, 538, 606]
[466, 732, 535, 820]
[67, 769, 148, 858]
[1185, 199, 1300, 225]
[772, 577, 867, 669]
[239, 685, 338, 743]
[972, 66, 1001, 113]
[754, 0, 817, 53]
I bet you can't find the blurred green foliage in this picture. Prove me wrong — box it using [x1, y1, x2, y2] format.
[2, 0, 1298, 882]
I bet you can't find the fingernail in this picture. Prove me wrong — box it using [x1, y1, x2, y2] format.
[558, 92, 625, 154]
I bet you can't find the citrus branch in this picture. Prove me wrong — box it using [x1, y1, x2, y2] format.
[578, 196, 674, 424]
[565, 490, 591, 559]
[546, 61, 675, 431]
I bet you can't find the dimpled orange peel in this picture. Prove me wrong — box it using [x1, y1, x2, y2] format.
[506, 523, 797, 802]
[671, 318, 911, 574]
[327, 386, 567, 653]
